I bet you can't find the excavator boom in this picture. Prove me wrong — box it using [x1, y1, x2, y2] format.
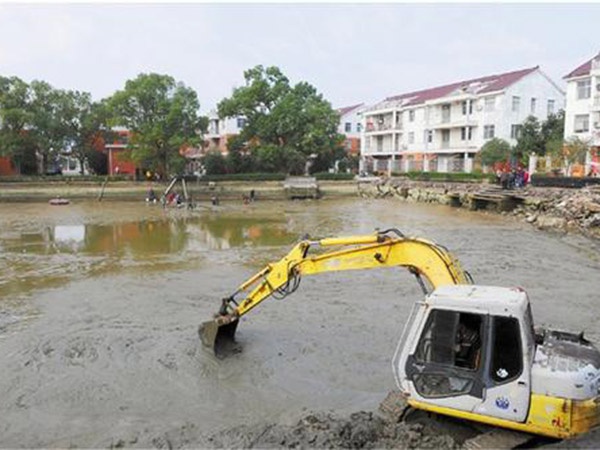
[200, 229, 472, 357]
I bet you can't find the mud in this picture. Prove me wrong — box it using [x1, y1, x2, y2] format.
[0, 199, 599, 448]
[120, 410, 464, 449]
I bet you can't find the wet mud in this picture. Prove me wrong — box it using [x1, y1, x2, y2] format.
[0, 199, 599, 448]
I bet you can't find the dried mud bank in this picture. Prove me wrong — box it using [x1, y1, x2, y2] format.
[120, 408, 600, 450]
[120, 411, 464, 449]
[358, 179, 600, 240]
[0, 180, 358, 202]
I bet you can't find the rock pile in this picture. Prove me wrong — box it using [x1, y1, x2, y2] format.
[357, 178, 600, 239]
[515, 186, 600, 238]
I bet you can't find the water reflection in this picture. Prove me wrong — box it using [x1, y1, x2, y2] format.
[1, 216, 296, 257]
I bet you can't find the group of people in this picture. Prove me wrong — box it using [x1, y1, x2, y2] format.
[145, 186, 258, 207]
[146, 187, 183, 206]
[496, 167, 529, 190]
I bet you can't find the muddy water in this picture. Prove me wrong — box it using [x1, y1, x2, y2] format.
[0, 199, 599, 448]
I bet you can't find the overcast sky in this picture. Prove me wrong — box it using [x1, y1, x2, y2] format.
[0, 3, 598, 113]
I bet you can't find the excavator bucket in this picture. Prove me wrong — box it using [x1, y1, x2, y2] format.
[198, 317, 240, 358]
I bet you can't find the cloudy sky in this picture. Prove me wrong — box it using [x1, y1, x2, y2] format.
[0, 3, 598, 113]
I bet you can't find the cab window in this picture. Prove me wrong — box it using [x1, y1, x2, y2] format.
[415, 309, 482, 371]
[412, 309, 483, 398]
[490, 316, 522, 383]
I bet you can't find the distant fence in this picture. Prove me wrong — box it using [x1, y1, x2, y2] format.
[531, 175, 600, 188]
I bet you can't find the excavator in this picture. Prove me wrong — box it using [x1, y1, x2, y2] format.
[199, 229, 600, 439]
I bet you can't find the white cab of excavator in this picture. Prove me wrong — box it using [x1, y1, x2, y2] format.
[393, 284, 600, 436]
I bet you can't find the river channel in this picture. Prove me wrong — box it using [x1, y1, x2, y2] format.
[0, 199, 599, 447]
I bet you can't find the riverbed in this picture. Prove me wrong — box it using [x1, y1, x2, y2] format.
[0, 199, 599, 447]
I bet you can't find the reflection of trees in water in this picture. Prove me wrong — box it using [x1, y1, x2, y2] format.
[200, 216, 293, 248]
[2, 215, 295, 258]
[83, 220, 188, 256]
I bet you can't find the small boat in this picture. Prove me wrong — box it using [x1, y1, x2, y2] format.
[49, 198, 70, 206]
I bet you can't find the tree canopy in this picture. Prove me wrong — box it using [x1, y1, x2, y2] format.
[0, 77, 81, 174]
[515, 116, 544, 158]
[217, 65, 344, 174]
[108, 73, 207, 177]
[562, 136, 591, 175]
[479, 138, 512, 167]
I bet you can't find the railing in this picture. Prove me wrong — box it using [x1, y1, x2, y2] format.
[363, 146, 403, 155]
[365, 122, 394, 132]
[407, 160, 424, 172]
[449, 159, 466, 173]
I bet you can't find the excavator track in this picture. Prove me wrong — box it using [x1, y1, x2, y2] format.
[462, 428, 533, 450]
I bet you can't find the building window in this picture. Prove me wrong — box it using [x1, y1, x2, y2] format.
[408, 131, 415, 144]
[530, 98, 536, 114]
[547, 99, 555, 116]
[462, 100, 473, 115]
[512, 96, 520, 112]
[344, 122, 352, 133]
[483, 125, 495, 139]
[409, 110, 415, 122]
[460, 126, 472, 141]
[357, 123, 362, 133]
[574, 114, 590, 133]
[425, 130, 433, 143]
[441, 104, 451, 123]
[510, 124, 522, 139]
[236, 117, 246, 129]
[376, 136, 383, 152]
[577, 79, 591, 100]
[485, 97, 495, 112]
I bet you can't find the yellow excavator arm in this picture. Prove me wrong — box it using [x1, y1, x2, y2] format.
[200, 229, 472, 356]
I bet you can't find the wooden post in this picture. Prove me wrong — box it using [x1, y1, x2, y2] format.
[97, 176, 109, 202]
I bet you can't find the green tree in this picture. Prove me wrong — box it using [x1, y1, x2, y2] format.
[0, 76, 37, 173]
[108, 73, 206, 177]
[203, 149, 227, 175]
[562, 136, 590, 175]
[478, 138, 512, 167]
[63, 93, 114, 175]
[515, 116, 544, 161]
[225, 134, 255, 173]
[218, 65, 344, 174]
[27, 80, 77, 174]
[541, 110, 565, 157]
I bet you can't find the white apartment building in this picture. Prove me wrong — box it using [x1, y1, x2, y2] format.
[563, 52, 600, 173]
[360, 67, 564, 174]
[205, 109, 247, 155]
[337, 103, 364, 156]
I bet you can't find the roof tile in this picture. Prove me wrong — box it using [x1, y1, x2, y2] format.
[564, 52, 600, 79]
[384, 67, 539, 107]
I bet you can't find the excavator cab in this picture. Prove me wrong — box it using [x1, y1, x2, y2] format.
[394, 284, 600, 438]
[395, 285, 533, 423]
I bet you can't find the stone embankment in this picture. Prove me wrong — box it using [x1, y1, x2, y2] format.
[358, 178, 600, 240]
[1, 178, 599, 238]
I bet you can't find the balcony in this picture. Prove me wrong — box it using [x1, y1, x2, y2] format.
[362, 145, 405, 156]
[432, 142, 479, 153]
[364, 122, 403, 134]
[429, 116, 478, 129]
